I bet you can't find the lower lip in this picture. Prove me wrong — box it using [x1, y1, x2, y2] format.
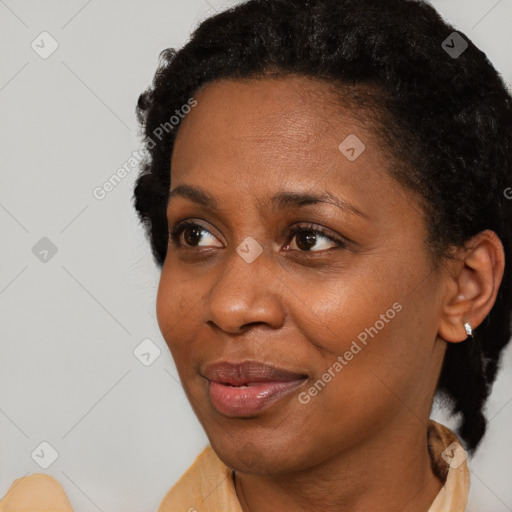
[208, 379, 306, 417]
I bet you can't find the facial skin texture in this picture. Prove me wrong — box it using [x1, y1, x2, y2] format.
[156, 76, 505, 512]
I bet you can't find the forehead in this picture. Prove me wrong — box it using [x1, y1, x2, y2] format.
[171, 76, 381, 178]
[167, 76, 429, 252]
[167, 76, 421, 225]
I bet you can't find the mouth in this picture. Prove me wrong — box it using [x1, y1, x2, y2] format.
[202, 360, 308, 417]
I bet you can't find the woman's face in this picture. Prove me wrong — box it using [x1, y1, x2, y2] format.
[156, 76, 448, 474]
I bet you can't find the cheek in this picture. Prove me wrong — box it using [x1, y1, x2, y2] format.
[155, 268, 199, 354]
[304, 284, 441, 429]
[155, 272, 174, 341]
[277, 260, 405, 356]
[286, 254, 439, 406]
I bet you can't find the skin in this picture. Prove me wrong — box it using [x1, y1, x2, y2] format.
[156, 75, 505, 512]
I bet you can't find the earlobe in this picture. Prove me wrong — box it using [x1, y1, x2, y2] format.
[438, 230, 505, 344]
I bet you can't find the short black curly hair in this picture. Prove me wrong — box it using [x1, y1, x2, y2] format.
[133, 0, 512, 453]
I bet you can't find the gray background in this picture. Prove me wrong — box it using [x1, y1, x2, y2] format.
[0, 0, 511, 510]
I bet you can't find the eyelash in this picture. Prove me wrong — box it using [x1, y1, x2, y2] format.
[168, 220, 346, 252]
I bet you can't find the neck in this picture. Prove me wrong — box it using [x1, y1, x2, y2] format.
[234, 421, 444, 512]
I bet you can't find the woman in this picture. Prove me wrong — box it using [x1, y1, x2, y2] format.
[133, 0, 511, 510]
[1, 0, 510, 510]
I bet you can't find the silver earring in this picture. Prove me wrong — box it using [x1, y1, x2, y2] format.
[464, 322, 473, 339]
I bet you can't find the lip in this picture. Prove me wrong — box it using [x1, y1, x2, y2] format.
[202, 360, 308, 417]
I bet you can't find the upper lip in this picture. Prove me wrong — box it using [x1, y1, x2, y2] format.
[202, 360, 308, 385]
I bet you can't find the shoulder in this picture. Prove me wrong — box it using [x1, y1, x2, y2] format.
[0, 473, 73, 511]
[158, 445, 242, 512]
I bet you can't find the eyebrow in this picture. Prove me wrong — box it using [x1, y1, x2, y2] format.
[167, 184, 367, 219]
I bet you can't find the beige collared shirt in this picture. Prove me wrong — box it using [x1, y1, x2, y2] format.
[0, 420, 470, 511]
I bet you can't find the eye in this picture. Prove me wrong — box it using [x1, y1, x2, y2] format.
[168, 221, 345, 252]
[284, 223, 345, 252]
[169, 221, 222, 248]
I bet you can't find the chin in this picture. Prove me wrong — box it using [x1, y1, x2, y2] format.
[206, 429, 315, 475]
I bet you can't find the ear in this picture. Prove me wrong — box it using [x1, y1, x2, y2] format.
[438, 230, 505, 343]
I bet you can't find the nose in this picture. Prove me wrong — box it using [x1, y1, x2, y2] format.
[201, 246, 285, 334]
